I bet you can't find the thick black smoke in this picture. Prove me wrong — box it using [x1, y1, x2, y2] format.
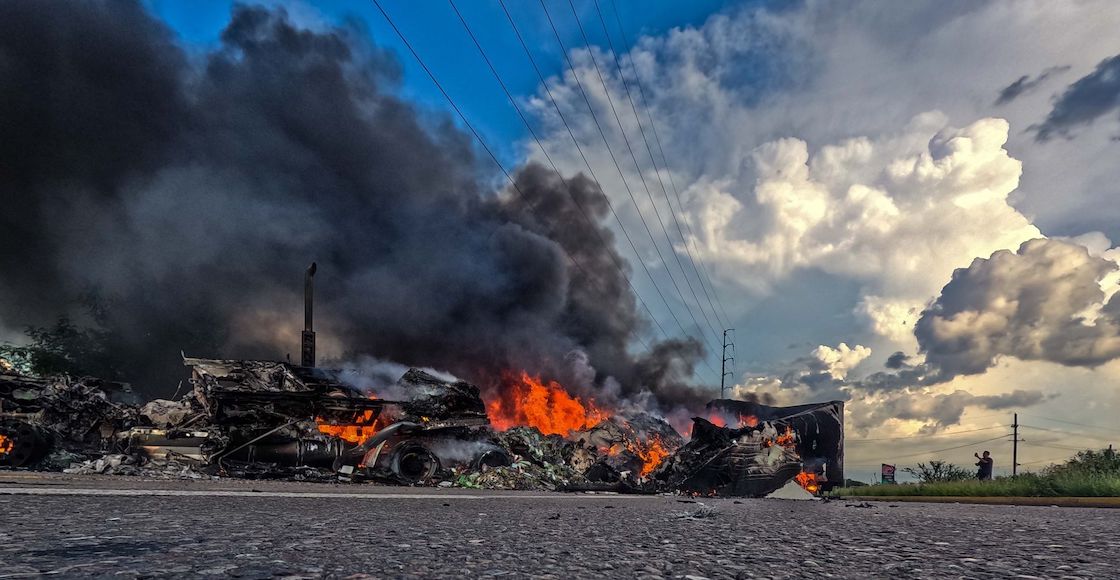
[0, 1, 705, 410]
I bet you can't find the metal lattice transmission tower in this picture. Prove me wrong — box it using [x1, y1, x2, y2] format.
[720, 329, 735, 399]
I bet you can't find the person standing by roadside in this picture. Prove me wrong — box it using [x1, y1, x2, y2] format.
[974, 450, 994, 480]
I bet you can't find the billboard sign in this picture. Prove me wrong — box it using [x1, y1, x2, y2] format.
[881, 463, 896, 484]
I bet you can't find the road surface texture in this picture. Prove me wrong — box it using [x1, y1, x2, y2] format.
[0, 473, 1116, 578]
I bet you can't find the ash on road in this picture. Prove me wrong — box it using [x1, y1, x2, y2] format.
[0, 475, 1115, 579]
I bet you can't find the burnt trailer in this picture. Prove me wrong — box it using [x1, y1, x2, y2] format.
[657, 399, 843, 497]
[112, 356, 506, 482]
[159, 357, 504, 482]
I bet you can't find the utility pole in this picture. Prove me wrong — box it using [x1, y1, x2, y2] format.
[720, 329, 735, 399]
[1012, 412, 1019, 476]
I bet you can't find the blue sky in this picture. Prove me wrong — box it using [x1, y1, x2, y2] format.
[146, 0, 746, 166]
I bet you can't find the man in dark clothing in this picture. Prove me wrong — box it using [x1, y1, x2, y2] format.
[975, 450, 994, 480]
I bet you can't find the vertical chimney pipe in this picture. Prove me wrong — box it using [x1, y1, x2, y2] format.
[301, 262, 317, 367]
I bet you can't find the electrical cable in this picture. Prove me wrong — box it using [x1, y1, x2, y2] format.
[1021, 424, 1115, 443]
[606, 0, 734, 327]
[367, 0, 664, 354]
[446, 0, 673, 352]
[498, 0, 722, 377]
[846, 425, 1005, 442]
[876, 434, 1009, 460]
[538, 0, 721, 357]
[1021, 414, 1120, 435]
[590, 0, 727, 337]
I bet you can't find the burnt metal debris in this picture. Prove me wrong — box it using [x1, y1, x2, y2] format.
[658, 400, 844, 496]
[0, 361, 842, 496]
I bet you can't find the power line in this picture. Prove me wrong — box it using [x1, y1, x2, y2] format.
[1019, 455, 1072, 466]
[1022, 414, 1120, 435]
[445, 0, 670, 354]
[878, 434, 1009, 460]
[585, 0, 724, 344]
[366, 0, 662, 353]
[593, 0, 731, 334]
[606, 0, 734, 328]
[1026, 442, 1092, 452]
[494, 0, 721, 379]
[562, 0, 721, 349]
[541, 0, 721, 357]
[1021, 424, 1116, 443]
[846, 425, 1006, 442]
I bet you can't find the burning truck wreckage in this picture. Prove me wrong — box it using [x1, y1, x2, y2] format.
[0, 268, 843, 498]
[0, 363, 843, 496]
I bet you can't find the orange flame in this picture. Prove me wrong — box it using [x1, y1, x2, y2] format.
[0, 434, 12, 456]
[603, 434, 670, 477]
[486, 371, 606, 436]
[316, 409, 381, 444]
[629, 435, 669, 477]
[795, 470, 820, 494]
[315, 395, 383, 445]
[760, 425, 797, 449]
[706, 411, 758, 428]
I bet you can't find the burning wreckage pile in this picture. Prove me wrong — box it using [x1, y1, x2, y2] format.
[0, 360, 842, 497]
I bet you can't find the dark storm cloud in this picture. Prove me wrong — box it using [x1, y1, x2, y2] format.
[884, 351, 910, 369]
[915, 238, 1120, 378]
[1033, 55, 1120, 141]
[994, 65, 1070, 106]
[0, 1, 706, 411]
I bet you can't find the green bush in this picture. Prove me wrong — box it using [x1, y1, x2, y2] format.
[903, 460, 974, 482]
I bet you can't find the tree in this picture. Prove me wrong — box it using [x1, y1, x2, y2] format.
[0, 316, 121, 379]
[903, 460, 974, 483]
[1047, 448, 1120, 477]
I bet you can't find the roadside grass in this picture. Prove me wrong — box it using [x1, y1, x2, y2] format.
[836, 472, 1120, 497]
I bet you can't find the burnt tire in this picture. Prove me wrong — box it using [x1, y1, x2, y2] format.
[0, 420, 52, 468]
[390, 442, 439, 484]
[471, 448, 511, 470]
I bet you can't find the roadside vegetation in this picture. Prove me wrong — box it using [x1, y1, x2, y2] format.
[837, 449, 1120, 497]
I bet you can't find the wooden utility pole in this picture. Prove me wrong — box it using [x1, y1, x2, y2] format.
[1012, 412, 1019, 476]
[720, 329, 735, 399]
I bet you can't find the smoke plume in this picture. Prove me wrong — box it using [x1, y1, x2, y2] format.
[0, 1, 705, 411]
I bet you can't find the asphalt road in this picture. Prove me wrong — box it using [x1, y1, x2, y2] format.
[0, 474, 1116, 578]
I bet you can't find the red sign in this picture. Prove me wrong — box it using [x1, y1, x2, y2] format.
[881, 463, 896, 484]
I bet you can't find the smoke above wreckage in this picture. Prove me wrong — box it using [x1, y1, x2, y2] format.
[0, 1, 706, 415]
[0, 0, 850, 497]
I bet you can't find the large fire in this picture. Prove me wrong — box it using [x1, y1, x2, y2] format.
[0, 434, 12, 456]
[310, 370, 676, 477]
[486, 371, 606, 436]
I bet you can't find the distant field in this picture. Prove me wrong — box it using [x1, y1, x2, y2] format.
[836, 473, 1120, 498]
